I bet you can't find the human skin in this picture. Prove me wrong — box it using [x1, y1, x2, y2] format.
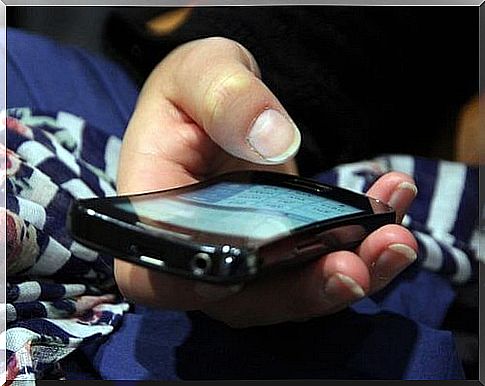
[115, 37, 418, 328]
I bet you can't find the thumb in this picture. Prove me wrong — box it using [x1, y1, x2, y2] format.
[154, 37, 301, 164]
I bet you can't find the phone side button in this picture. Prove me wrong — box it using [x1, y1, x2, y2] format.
[140, 255, 166, 267]
[295, 243, 327, 255]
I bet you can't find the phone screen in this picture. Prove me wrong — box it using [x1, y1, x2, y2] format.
[113, 182, 363, 241]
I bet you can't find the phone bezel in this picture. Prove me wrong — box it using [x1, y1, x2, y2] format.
[67, 170, 395, 284]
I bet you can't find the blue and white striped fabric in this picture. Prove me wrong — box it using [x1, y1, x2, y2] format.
[4, 107, 480, 383]
[315, 155, 481, 285]
[4, 108, 130, 385]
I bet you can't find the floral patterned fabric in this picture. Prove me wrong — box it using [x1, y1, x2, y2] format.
[4, 108, 129, 385]
[3, 107, 481, 383]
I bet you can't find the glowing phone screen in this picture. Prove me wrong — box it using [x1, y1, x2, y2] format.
[115, 182, 363, 240]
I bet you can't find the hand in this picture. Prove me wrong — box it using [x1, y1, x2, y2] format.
[115, 37, 418, 328]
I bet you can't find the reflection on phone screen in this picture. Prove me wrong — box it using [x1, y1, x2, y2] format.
[114, 182, 364, 242]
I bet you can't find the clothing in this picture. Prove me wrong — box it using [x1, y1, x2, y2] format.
[5, 27, 481, 382]
[103, 6, 478, 176]
[84, 154, 478, 381]
[5, 28, 138, 384]
[5, 107, 130, 383]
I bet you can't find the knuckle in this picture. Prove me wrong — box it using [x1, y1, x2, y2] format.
[201, 36, 246, 57]
[203, 36, 239, 47]
[204, 69, 253, 126]
[202, 37, 260, 76]
[177, 37, 241, 59]
[185, 37, 244, 62]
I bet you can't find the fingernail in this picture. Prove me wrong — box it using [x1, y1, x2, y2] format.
[324, 273, 366, 299]
[388, 182, 418, 211]
[247, 109, 301, 163]
[374, 243, 417, 281]
[194, 282, 244, 301]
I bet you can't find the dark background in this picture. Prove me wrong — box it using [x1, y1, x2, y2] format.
[6, 6, 480, 176]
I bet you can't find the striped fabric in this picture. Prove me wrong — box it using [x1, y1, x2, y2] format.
[3, 108, 481, 383]
[315, 155, 481, 285]
[4, 108, 130, 385]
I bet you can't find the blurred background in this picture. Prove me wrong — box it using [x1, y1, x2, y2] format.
[7, 6, 480, 175]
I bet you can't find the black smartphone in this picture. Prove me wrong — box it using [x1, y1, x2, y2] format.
[67, 171, 395, 284]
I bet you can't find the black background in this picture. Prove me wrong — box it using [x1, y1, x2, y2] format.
[7, 6, 479, 177]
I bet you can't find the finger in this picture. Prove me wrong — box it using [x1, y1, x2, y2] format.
[212, 224, 418, 327]
[117, 100, 210, 194]
[198, 224, 417, 327]
[356, 224, 418, 292]
[149, 37, 301, 165]
[74, 294, 117, 316]
[117, 37, 300, 195]
[366, 171, 418, 223]
[202, 251, 371, 328]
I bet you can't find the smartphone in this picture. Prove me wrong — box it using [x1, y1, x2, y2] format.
[67, 171, 395, 284]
